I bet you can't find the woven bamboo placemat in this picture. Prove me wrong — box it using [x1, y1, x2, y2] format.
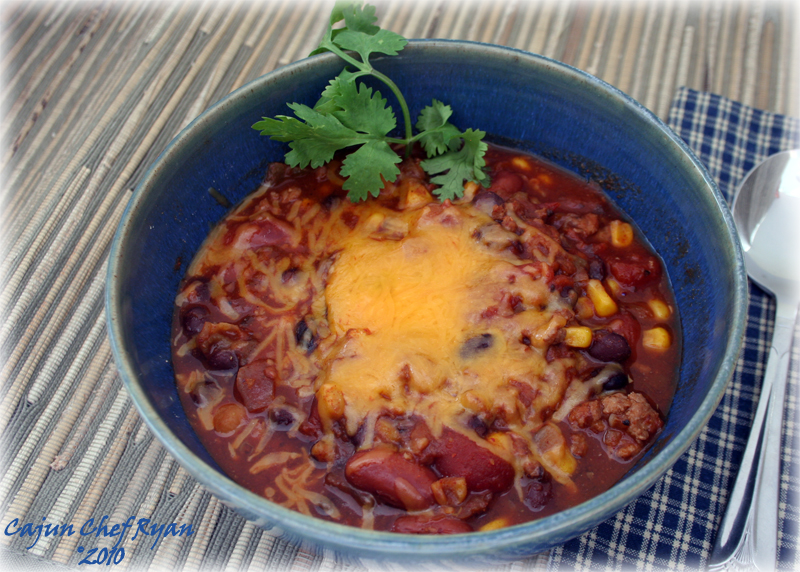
[1, 1, 798, 570]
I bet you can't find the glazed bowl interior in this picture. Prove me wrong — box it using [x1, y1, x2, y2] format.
[107, 40, 746, 559]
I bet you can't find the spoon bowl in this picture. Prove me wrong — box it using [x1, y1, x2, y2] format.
[710, 149, 800, 571]
[733, 149, 800, 311]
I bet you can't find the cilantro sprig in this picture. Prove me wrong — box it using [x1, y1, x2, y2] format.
[252, 2, 490, 202]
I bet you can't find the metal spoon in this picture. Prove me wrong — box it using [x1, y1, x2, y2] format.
[709, 150, 800, 571]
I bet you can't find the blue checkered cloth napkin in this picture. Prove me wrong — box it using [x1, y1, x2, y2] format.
[549, 87, 800, 571]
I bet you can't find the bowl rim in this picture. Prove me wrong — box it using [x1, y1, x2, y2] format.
[106, 39, 748, 557]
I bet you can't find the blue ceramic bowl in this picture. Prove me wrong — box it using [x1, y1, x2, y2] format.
[106, 41, 746, 559]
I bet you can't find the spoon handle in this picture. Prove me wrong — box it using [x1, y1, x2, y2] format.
[708, 305, 797, 571]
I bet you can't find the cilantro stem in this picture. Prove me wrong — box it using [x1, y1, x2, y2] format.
[321, 40, 414, 154]
[369, 69, 414, 155]
[253, 2, 489, 201]
[322, 42, 365, 74]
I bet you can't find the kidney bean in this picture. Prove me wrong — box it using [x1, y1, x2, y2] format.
[488, 172, 523, 198]
[235, 361, 276, 413]
[587, 330, 631, 363]
[391, 515, 472, 534]
[433, 428, 515, 493]
[345, 447, 437, 511]
[606, 312, 641, 348]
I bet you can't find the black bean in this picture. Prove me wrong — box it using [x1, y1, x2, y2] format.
[588, 331, 631, 363]
[467, 415, 489, 438]
[588, 259, 606, 280]
[602, 372, 630, 391]
[270, 409, 295, 427]
[181, 306, 209, 337]
[295, 319, 308, 340]
[524, 479, 552, 511]
[281, 267, 300, 283]
[322, 194, 341, 211]
[460, 333, 494, 359]
[206, 348, 238, 371]
[295, 319, 318, 353]
[350, 423, 366, 448]
[473, 191, 504, 216]
[189, 380, 218, 406]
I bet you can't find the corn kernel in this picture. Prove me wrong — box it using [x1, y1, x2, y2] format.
[610, 220, 634, 247]
[317, 383, 345, 422]
[326, 161, 346, 186]
[575, 296, 594, 320]
[401, 181, 433, 209]
[485, 431, 514, 454]
[643, 327, 671, 350]
[460, 180, 480, 202]
[586, 279, 618, 317]
[648, 299, 671, 320]
[605, 277, 622, 298]
[479, 517, 511, 532]
[459, 389, 488, 412]
[512, 156, 532, 171]
[311, 438, 336, 463]
[365, 212, 385, 232]
[537, 173, 553, 186]
[432, 477, 468, 506]
[564, 326, 593, 348]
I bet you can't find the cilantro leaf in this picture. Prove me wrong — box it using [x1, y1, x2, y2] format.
[415, 100, 462, 157]
[314, 70, 367, 114]
[340, 2, 380, 34]
[420, 129, 490, 200]
[339, 140, 402, 201]
[328, 1, 348, 25]
[416, 99, 453, 131]
[255, 2, 491, 202]
[253, 103, 365, 169]
[330, 80, 396, 136]
[309, 1, 365, 56]
[333, 28, 407, 61]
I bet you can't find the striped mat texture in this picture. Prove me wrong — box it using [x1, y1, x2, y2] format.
[1, 1, 798, 571]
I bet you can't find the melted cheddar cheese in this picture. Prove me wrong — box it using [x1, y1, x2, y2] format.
[319, 202, 572, 443]
[173, 151, 676, 531]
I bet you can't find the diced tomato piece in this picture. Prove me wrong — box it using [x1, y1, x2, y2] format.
[235, 361, 277, 413]
[606, 253, 661, 288]
[392, 515, 472, 534]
